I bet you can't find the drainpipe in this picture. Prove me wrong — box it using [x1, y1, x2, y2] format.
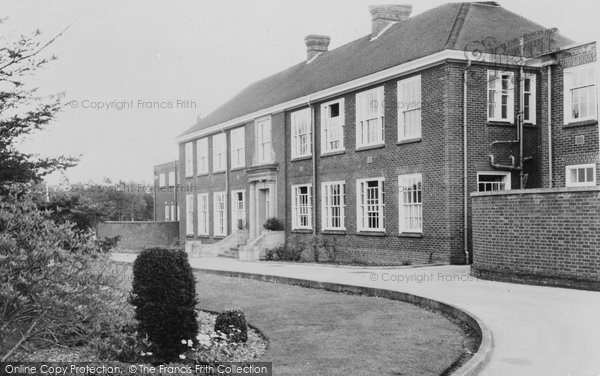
[519, 66, 525, 189]
[222, 126, 230, 234]
[308, 96, 317, 236]
[547, 65, 553, 188]
[463, 59, 471, 265]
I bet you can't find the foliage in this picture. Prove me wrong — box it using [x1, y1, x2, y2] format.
[262, 217, 284, 231]
[265, 235, 338, 263]
[95, 235, 120, 253]
[130, 248, 198, 362]
[214, 310, 248, 343]
[0, 185, 136, 361]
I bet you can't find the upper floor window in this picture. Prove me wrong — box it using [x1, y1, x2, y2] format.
[255, 116, 273, 164]
[477, 172, 511, 192]
[212, 133, 226, 173]
[356, 177, 385, 232]
[291, 108, 312, 159]
[397, 75, 422, 141]
[321, 181, 345, 231]
[566, 164, 596, 187]
[321, 99, 345, 153]
[158, 173, 166, 187]
[197, 137, 209, 175]
[168, 171, 175, 186]
[292, 184, 312, 230]
[398, 174, 422, 233]
[488, 70, 514, 123]
[564, 64, 597, 124]
[185, 142, 194, 177]
[230, 127, 245, 169]
[523, 73, 536, 124]
[356, 86, 385, 148]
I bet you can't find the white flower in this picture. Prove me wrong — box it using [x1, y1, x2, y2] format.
[187, 339, 193, 347]
[181, 339, 187, 345]
[179, 354, 186, 360]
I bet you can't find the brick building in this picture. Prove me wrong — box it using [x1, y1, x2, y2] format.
[153, 161, 180, 222]
[172, 2, 598, 264]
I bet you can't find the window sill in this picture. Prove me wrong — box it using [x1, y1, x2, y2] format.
[355, 144, 385, 152]
[213, 235, 226, 240]
[397, 137, 422, 145]
[321, 229, 346, 235]
[196, 173, 209, 177]
[197, 235, 210, 239]
[356, 231, 386, 237]
[212, 170, 226, 175]
[321, 150, 346, 158]
[291, 228, 313, 234]
[564, 119, 598, 128]
[291, 155, 312, 162]
[398, 232, 423, 238]
[487, 121, 515, 127]
[231, 166, 246, 172]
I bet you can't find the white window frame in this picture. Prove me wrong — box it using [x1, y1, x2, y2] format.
[164, 203, 170, 221]
[397, 75, 422, 141]
[185, 194, 194, 236]
[213, 191, 227, 237]
[231, 190, 246, 231]
[321, 181, 345, 231]
[255, 116, 273, 165]
[398, 174, 423, 234]
[356, 86, 385, 148]
[487, 70, 515, 123]
[230, 127, 246, 169]
[185, 142, 194, 177]
[321, 98, 345, 154]
[212, 133, 226, 173]
[168, 171, 175, 187]
[158, 173, 166, 187]
[565, 163, 596, 187]
[564, 63, 597, 124]
[197, 193, 209, 236]
[477, 171, 512, 192]
[197, 137, 209, 175]
[291, 184, 312, 230]
[170, 204, 176, 222]
[356, 177, 385, 232]
[291, 108, 312, 159]
[523, 73, 536, 125]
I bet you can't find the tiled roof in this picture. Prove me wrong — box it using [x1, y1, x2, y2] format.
[180, 2, 572, 137]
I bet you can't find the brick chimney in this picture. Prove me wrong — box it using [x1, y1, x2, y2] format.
[369, 4, 412, 37]
[304, 34, 330, 62]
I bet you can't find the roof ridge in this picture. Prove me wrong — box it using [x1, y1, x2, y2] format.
[444, 2, 471, 50]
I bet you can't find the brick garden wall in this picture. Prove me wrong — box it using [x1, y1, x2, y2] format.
[471, 187, 600, 290]
[97, 221, 180, 250]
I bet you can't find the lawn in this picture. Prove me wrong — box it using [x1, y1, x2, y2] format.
[195, 271, 466, 376]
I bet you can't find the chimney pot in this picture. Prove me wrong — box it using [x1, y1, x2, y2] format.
[304, 34, 330, 62]
[369, 4, 412, 37]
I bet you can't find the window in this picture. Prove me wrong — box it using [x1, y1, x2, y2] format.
[164, 203, 170, 221]
[477, 172, 511, 192]
[291, 108, 312, 158]
[197, 193, 209, 235]
[255, 116, 273, 164]
[213, 192, 227, 236]
[398, 75, 422, 141]
[523, 73, 536, 124]
[230, 127, 245, 169]
[185, 194, 194, 236]
[170, 204, 176, 222]
[197, 138, 209, 175]
[292, 184, 312, 229]
[356, 178, 385, 232]
[566, 164, 596, 187]
[398, 174, 422, 233]
[185, 142, 194, 177]
[168, 171, 175, 186]
[212, 133, 226, 173]
[564, 64, 597, 123]
[231, 190, 246, 231]
[356, 87, 385, 148]
[321, 99, 345, 153]
[159, 173, 166, 187]
[321, 181, 345, 230]
[488, 70, 515, 122]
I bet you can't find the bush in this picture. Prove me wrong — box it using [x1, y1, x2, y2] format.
[214, 310, 248, 343]
[262, 217, 284, 231]
[130, 248, 198, 362]
[95, 235, 120, 252]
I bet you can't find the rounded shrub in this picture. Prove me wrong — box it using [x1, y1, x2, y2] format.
[130, 248, 198, 362]
[263, 217, 284, 231]
[214, 310, 248, 343]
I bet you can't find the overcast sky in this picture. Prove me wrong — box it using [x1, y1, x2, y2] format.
[3, 0, 599, 185]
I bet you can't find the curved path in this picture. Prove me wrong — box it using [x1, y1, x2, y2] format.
[112, 253, 600, 376]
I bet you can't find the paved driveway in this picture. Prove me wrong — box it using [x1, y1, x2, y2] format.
[113, 253, 600, 376]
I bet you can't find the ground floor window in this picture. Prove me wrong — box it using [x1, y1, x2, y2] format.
[356, 178, 385, 232]
[197, 193, 209, 235]
[185, 194, 194, 236]
[398, 174, 422, 233]
[566, 164, 596, 187]
[231, 190, 246, 230]
[164, 203, 170, 221]
[477, 172, 511, 192]
[292, 184, 312, 229]
[213, 192, 227, 236]
[322, 181, 345, 230]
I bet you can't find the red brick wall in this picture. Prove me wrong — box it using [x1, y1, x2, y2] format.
[97, 221, 180, 250]
[471, 187, 600, 290]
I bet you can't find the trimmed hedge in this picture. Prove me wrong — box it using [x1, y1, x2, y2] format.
[214, 310, 248, 343]
[130, 248, 198, 362]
